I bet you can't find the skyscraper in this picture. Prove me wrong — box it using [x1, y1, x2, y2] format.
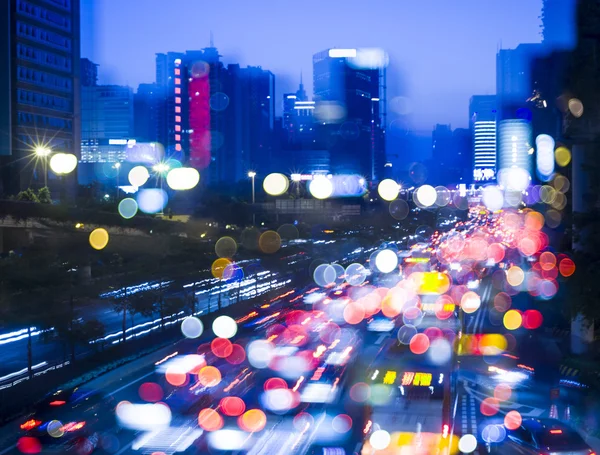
[0, 0, 81, 194]
[134, 83, 165, 143]
[155, 48, 275, 184]
[469, 95, 497, 182]
[313, 49, 385, 182]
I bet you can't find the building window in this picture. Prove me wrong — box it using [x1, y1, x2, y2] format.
[175, 106, 181, 113]
[175, 125, 181, 132]
[175, 115, 181, 123]
[175, 78, 181, 85]
[175, 97, 181, 104]
[174, 68, 180, 76]
[175, 144, 182, 151]
[175, 87, 181, 94]
[175, 134, 181, 141]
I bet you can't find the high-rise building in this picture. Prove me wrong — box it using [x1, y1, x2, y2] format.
[541, 0, 576, 51]
[313, 49, 385, 182]
[497, 119, 533, 190]
[0, 0, 81, 194]
[154, 48, 275, 184]
[80, 58, 98, 87]
[81, 84, 134, 142]
[134, 83, 165, 143]
[429, 124, 472, 186]
[469, 95, 497, 182]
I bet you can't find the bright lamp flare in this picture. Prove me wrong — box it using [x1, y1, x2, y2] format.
[128, 166, 150, 187]
[263, 173, 289, 196]
[309, 176, 333, 199]
[377, 179, 399, 201]
[49, 153, 77, 174]
[166, 167, 200, 190]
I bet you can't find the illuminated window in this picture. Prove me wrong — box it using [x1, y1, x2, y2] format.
[175, 115, 181, 122]
[175, 125, 181, 132]
[174, 68, 180, 76]
[175, 144, 182, 151]
[175, 106, 181, 113]
[175, 78, 181, 85]
[175, 97, 181, 104]
[175, 87, 181, 94]
[175, 134, 181, 141]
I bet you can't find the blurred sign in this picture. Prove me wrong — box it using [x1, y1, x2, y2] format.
[400, 372, 432, 387]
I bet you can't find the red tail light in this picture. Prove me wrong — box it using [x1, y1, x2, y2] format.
[549, 429, 563, 434]
[49, 400, 66, 406]
[61, 421, 86, 432]
[20, 420, 41, 431]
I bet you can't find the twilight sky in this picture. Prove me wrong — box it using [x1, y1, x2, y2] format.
[81, 0, 542, 134]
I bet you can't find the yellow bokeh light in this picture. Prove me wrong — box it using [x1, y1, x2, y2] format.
[503, 310, 522, 331]
[479, 334, 507, 355]
[377, 179, 399, 201]
[555, 146, 571, 167]
[506, 266, 524, 287]
[259, 231, 281, 254]
[89, 228, 109, 250]
[263, 173, 289, 196]
[211, 258, 232, 279]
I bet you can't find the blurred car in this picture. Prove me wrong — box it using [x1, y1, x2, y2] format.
[504, 418, 595, 455]
[19, 388, 112, 453]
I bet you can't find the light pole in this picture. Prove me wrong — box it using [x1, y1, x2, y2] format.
[114, 162, 121, 200]
[153, 162, 170, 215]
[248, 171, 256, 225]
[35, 146, 51, 187]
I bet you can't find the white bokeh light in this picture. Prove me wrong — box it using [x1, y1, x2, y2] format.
[181, 316, 203, 339]
[377, 179, 399, 201]
[375, 249, 398, 274]
[166, 167, 200, 190]
[482, 186, 504, 211]
[309, 176, 333, 199]
[415, 185, 437, 207]
[212, 315, 237, 339]
[458, 434, 478, 453]
[128, 166, 150, 187]
[263, 173, 289, 196]
[369, 430, 391, 450]
[49, 153, 77, 175]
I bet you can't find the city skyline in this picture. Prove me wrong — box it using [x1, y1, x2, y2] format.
[81, 0, 543, 133]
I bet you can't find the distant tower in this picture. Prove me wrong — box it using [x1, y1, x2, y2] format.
[541, 0, 576, 50]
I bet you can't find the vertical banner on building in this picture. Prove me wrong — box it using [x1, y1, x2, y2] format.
[188, 61, 211, 170]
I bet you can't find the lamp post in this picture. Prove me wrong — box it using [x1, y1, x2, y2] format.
[114, 162, 121, 200]
[153, 162, 170, 215]
[248, 171, 256, 225]
[35, 146, 51, 187]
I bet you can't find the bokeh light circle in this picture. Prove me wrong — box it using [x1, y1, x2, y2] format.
[503, 310, 523, 331]
[215, 236, 237, 258]
[211, 258, 232, 279]
[504, 410, 522, 430]
[181, 317, 203, 338]
[375, 249, 398, 273]
[377, 179, 400, 201]
[409, 333, 430, 355]
[166, 167, 200, 190]
[89, 228, 109, 250]
[238, 409, 267, 433]
[198, 366, 222, 387]
[415, 185, 437, 207]
[309, 176, 333, 199]
[198, 408, 223, 431]
[259, 231, 281, 254]
[118, 198, 138, 219]
[461, 291, 481, 314]
[263, 173, 289, 196]
[137, 188, 168, 214]
[369, 430, 391, 450]
[212, 315, 238, 339]
[49, 153, 77, 175]
[128, 166, 150, 187]
[220, 397, 246, 416]
[345, 263, 368, 286]
[458, 434, 478, 453]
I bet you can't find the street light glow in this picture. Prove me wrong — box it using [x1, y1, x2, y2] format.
[34, 147, 51, 157]
[153, 163, 170, 174]
[247, 171, 256, 178]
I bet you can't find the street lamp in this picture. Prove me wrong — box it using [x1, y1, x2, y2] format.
[114, 162, 121, 200]
[153, 162, 170, 215]
[247, 171, 256, 225]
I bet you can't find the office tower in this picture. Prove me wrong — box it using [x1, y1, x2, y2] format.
[497, 119, 533, 190]
[282, 77, 310, 142]
[155, 48, 275, 184]
[313, 49, 385, 182]
[469, 95, 497, 182]
[80, 58, 98, 87]
[0, 0, 81, 194]
[81, 84, 134, 142]
[430, 124, 472, 186]
[134, 83, 165, 143]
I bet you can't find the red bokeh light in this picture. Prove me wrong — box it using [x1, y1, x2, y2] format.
[198, 408, 224, 431]
[409, 333, 430, 355]
[480, 397, 500, 416]
[504, 410, 522, 430]
[522, 309, 543, 329]
[220, 396, 246, 416]
[138, 382, 163, 402]
[264, 377, 288, 391]
[226, 344, 246, 365]
[559, 258, 576, 277]
[17, 437, 41, 454]
[211, 337, 233, 358]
